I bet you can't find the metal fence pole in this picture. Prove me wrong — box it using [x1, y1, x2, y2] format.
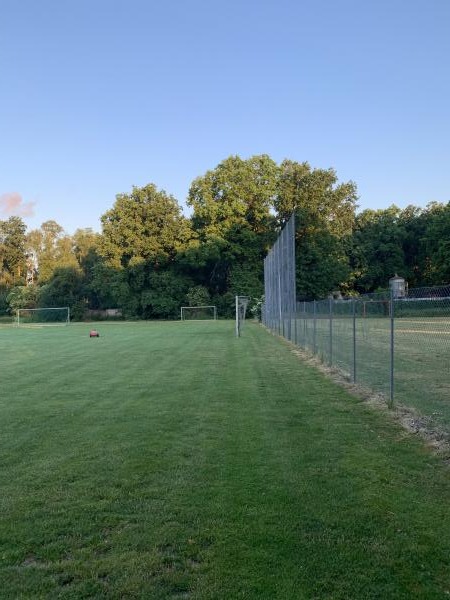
[389, 290, 394, 408]
[303, 301, 306, 348]
[313, 300, 317, 355]
[352, 299, 357, 383]
[329, 297, 333, 367]
[278, 271, 282, 337]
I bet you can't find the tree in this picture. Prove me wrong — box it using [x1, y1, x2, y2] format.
[0, 216, 27, 283]
[100, 184, 194, 269]
[186, 156, 278, 307]
[274, 161, 357, 298]
[398, 205, 429, 287]
[72, 228, 101, 269]
[275, 161, 357, 236]
[350, 206, 407, 292]
[39, 267, 84, 311]
[88, 262, 134, 313]
[6, 285, 40, 312]
[421, 202, 450, 285]
[227, 263, 264, 300]
[188, 155, 278, 239]
[296, 229, 351, 300]
[186, 285, 211, 307]
[27, 220, 78, 282]
[140, 270, 192, 319]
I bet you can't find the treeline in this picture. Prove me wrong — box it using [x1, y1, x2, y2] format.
[1, 155, 449, 319]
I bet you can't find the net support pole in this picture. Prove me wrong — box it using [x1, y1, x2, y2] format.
[235, 296, 239, 337]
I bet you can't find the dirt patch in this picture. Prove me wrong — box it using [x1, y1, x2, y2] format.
[281, 337, 450, 462]
[20, 555, 48, 569]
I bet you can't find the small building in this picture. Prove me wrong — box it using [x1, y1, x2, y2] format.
[389, 274, 407, 299]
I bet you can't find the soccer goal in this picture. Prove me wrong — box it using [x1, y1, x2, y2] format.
[16, 307, 70, 326]
[235, 296, 250, 337]
[180, 306, 217, 321]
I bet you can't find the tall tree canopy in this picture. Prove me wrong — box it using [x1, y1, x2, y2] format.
[351, 207, 408, 293]
[186, 155, 281, 303]
[273, 160, 358, 298]
[276, 160, 358, 236]
[100, 184, 194, 268]
[188, 154, 278, 239]
[27, 220, 78, 283]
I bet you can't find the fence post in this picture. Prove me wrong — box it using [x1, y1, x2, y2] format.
[313, 300, 317, 355]
[303, 302, 306, 348]
[329, 297, 333, 367]
[294, 308, 298, 345]
[277, 271, 282, 337]
[389, 290, 394, 408]
[352, 299, 357, 383]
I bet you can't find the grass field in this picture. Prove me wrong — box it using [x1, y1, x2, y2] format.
[1, 320, 450, 598]
[287, 315, 450, 428]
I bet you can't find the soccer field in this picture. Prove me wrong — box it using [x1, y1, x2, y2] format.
[1, 321, 450, 598]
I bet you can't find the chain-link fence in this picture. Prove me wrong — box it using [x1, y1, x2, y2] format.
[263, 214, 296, 333]
[263, 287, 450, 429]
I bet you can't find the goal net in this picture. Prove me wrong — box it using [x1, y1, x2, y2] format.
[17, 307, 70, 326]
[180, 306, 217, 321]
[235, 296, 250, 337]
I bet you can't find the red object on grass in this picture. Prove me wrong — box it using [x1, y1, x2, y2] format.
[89, 330, 100, 337]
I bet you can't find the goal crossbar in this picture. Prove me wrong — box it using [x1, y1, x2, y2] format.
[180, 306, 217, 321]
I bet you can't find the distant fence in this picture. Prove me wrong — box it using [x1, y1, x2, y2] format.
[262, 216, 450, 430]
[262, 287, 450, 429]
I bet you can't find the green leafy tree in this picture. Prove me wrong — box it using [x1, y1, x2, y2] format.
[188, 155, 278, 239]
[186, 156, 278, 307]
[88, 262, 135, 313]
[227, 263, 263, 300]
[176, 237, 230, 298]
[6, 285, 40, 312]
[141, 270, 192, 319]
[186, 285, 210, 307]
[72, 228, 101, 267]
[397, 205, 433, 287]
[421, 201, 450, 285]
[296, 229, 351, 300]
[100, 184, 194, 268]
[276, 161, 357, 236]
[0, 216, 27, 283]
[274, 161, 357, 298]
[38, 267, 84, 311]
[351, 206, 407, 292]
[27, 220, 78, 282]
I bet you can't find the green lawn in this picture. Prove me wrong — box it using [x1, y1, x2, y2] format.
[1, 320, 450, 599]
[290, 315, 450, 428]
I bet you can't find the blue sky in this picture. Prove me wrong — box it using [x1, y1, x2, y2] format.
[1, 0, 449, 234]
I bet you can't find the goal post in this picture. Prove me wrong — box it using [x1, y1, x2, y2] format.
[180, 306, 217, 321]
[235, 296, 250, 337]
[16, 307, 70, 326]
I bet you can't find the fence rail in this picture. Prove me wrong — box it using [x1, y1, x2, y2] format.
[262, 287, 450, 430]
